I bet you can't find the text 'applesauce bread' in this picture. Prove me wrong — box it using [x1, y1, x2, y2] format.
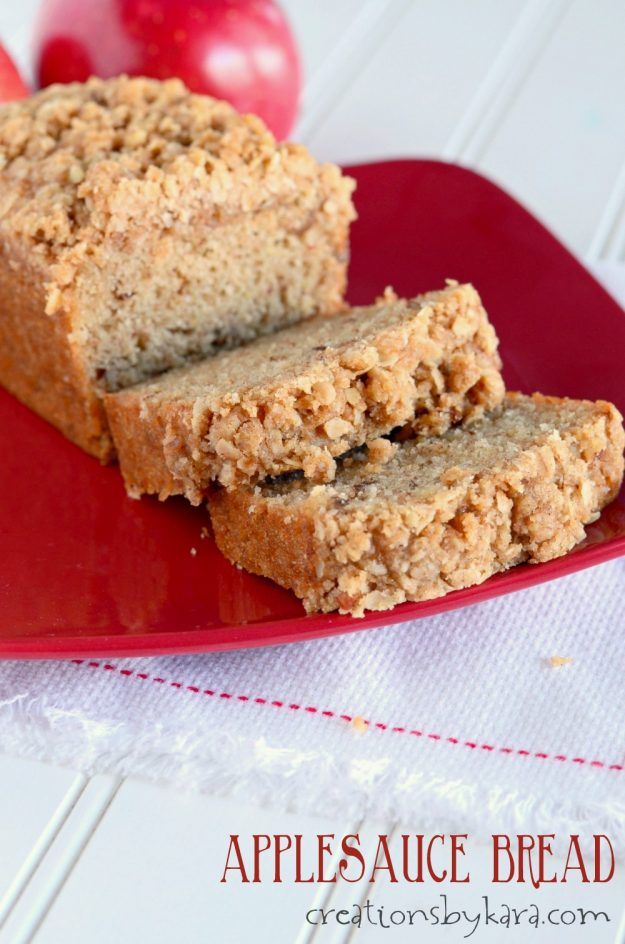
[0, 76, 355, 460]
[105, 281, 505, 503]
[209, 394, 625, 616]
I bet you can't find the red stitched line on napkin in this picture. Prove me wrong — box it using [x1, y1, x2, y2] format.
[71, 659, 624, 773]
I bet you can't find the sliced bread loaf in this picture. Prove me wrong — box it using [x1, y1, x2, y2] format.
[105, 281, 504, 502]
[209, 393, 625, 615]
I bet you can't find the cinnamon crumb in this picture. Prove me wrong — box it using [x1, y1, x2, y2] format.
[366, 437, 398, 468]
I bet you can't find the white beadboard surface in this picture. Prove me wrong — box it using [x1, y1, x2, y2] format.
[3, 783, 353, 944]
[301, 0, 528, 159]
[1, 1, 625, 942]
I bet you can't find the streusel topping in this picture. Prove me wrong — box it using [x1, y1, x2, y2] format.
[0, 76, 348, 257]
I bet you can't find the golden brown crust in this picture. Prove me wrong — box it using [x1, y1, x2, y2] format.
[105, 393, 179, 496]
[209, 394, 625, 616]
[0, 240, 113, 458]
[105, 282, 504, 502]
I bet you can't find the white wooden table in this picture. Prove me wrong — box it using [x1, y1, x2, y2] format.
[1, 2, 625, 941]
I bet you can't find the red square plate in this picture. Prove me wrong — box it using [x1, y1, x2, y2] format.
[2, 159, 625, 658]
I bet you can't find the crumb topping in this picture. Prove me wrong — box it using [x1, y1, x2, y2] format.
[0, 75, 352, 261]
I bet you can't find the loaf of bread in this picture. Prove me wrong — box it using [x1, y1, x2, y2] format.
[209, 394, 625, 616]
[105, 281, 504, 502]
[0, 76, 355, 459]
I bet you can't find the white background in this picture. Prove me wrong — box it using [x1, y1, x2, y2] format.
[1, 1, 625, 942]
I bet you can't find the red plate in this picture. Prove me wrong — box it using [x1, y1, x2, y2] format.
[2, 160, 625, 658]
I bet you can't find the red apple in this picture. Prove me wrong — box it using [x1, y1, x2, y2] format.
[33, 0, 302, 138]
[0, 44, 28, 103]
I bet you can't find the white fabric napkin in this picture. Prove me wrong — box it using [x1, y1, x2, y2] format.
[0, 262, 623, 843]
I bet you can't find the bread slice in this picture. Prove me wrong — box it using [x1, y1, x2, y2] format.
[105, 281, 504, 502]
[209, 394, 625, 616]
[0, 76, 355, 460]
